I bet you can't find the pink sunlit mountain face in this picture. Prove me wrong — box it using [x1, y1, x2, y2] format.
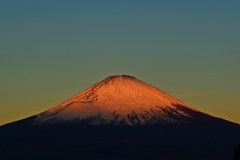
[32, 75, 208, 126]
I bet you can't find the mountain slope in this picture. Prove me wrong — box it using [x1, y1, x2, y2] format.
[31, 75, 211, 126]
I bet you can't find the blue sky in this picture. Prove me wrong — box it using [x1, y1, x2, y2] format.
[0, 1, 240, 125]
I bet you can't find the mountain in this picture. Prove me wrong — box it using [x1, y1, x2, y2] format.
[34, 75, 207, 126]
[1, 75, 240, 160]
[2, 75, 224, 126]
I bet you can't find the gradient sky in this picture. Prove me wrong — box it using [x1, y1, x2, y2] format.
[1, 1, 240, 126]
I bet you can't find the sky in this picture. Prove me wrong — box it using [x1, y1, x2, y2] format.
[0, 0, 240, 126]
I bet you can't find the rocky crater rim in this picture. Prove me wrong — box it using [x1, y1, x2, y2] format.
[105, 75, 136, 80]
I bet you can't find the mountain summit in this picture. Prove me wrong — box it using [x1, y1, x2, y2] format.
[32, 75, 208, 126]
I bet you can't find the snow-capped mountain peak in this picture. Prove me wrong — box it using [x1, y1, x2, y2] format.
[33, 75, 204, 126]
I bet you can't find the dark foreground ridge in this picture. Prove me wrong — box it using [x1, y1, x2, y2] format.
[1, 121, 240, 160]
